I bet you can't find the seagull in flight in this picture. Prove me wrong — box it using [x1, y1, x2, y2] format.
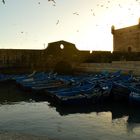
[73, 12, 79, 15]
[56, 20, 59, 25]
[2, 0, 5, 4]
[48, 0, 56, 4]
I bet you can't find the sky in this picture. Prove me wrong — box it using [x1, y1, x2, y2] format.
[0, 0, 140, 51]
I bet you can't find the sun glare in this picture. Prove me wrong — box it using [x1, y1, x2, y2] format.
[0, 0, 140, 51]
[107, 1, 140, 29]
[76, 3, 140, 51]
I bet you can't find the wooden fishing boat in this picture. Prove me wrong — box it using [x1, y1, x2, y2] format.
[111, 82, 130, 101]
[129, 84, 140, 105]
[53, 81, 112, 105]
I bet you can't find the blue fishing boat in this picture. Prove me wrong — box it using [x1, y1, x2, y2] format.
[53, 81, 112, 105]
[46, 80, 81, 96]
[16, 72, 58, 91]
[111, 82, 130, 101]
[0, 74, 14, 83]
[23, 75, 78, 92]
[31, 80, 69, 92]
[84, 81, 112, 104]
[52, 81, 95, 96]
[129, 84, 140, 105]
[110, 74, 133, 101]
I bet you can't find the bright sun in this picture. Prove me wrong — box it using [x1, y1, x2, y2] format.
[75, 4, 140, 51]
[74, 1, 140, 51]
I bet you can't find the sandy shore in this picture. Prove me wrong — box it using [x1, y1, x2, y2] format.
[0, 131, 52, 140]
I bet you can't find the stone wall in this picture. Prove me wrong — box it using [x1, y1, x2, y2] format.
[0, 49, 44, 73]
[75, 61, 140, 75]
[0, 40, 81, 73]
[1, 40, 140, 74]
[112, 21, 140, 52]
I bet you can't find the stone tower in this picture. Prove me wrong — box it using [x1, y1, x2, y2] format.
[112, 18, 140, 52]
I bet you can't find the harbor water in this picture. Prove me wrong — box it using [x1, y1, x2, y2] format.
[0, 82, 140, 140]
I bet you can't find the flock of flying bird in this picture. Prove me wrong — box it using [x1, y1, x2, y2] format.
[2, 0, 5, 4]
[2, 0, 56, 5]
[2, 0, 140, 19]
[1, 0, 140, 34]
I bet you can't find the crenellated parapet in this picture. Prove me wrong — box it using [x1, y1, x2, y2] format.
[111, 25, 115, 34]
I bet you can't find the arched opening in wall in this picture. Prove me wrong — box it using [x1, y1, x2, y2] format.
[54, 61, 73, 74]
[89, 50, 93, 54]
[60, 44, 64, 49]
[128, 46, 132, 52]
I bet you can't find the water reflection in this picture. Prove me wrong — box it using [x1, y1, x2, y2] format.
[54, 102, 140, 131]
[53, 103, 111, 116]
[0, 82, 140, 139]
[0, 82, 29, 103]
[0, 82, 140, 123]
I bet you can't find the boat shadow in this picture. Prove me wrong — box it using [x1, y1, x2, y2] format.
[0, 82, 140, 132]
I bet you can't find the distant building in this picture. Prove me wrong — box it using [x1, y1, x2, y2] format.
[112, 18, 140, 52]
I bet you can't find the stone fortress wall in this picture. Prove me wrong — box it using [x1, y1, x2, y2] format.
[75, 61, 140, 76]
[1, 19, 140, 74]
[112, 18, 140, 52]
